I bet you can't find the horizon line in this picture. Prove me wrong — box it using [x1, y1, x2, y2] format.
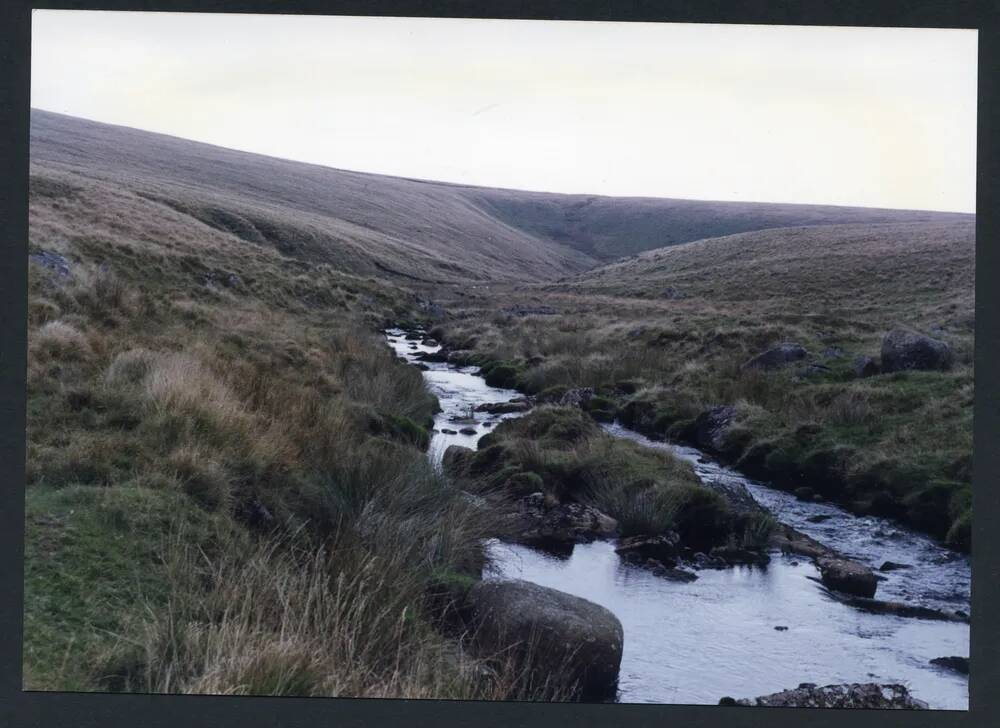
[30, 106, 976, 216]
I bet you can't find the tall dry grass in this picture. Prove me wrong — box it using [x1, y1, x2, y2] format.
[99, 530, 572, 700]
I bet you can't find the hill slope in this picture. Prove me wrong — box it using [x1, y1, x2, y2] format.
[30, 110, 972, 284]
[556, 220, 976, 310]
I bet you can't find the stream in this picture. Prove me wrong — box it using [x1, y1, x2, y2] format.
[386, 329, 970, 709]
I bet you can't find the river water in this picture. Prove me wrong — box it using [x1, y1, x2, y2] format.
[385, 330, 970, 709]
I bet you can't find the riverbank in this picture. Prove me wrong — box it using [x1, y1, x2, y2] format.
[23, 227, 564, 698]
[386, 328, 970, 708]
[418, 304, 971, 554]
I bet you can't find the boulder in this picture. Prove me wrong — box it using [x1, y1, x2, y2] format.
[475, 399, 532, 415]
[806, 514, 833, 524]
[769, 524, 834, 560]
[690, 551, 729, 570]
[691, 405, 737, 452]
[459, 427, 477, 436]
[615, 534, 681, 567]
[881, 328, 953, 372]
[853, 355, 880, 378]
[416, 350, 449, 363]
[648, 563, 699, 581]
[740, 343, 808, 372]
[930, 656, 969, 675]
[710, 545, 770, 567]
[510, 496, 618, 546]
[467, 579, 624, 699]
[722, 683, 928, 709]
[840, 597, 969, 623]
[442, 445, 475, 475]
[879, 561, 912, 572]
[816, 557, 878, 598]
[559, 388, 595, 408]
[29, 249, 73, 279]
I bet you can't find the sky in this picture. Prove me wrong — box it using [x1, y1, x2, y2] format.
[31, 11, 978, 213]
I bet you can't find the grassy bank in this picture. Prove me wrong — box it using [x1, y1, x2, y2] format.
[444, 406, 774, 554]
[425, 222, 974, 550]
[23, 169, 570, 698]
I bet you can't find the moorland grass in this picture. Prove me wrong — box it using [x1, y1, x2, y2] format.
[429, 222, 974, 549]
[23, 190, 561, 697]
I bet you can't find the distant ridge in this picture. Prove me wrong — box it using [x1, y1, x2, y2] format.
[29, 109, 973, 283]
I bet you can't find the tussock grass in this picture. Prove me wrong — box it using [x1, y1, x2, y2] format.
[447, 407, 758, 550]
[23, 168, 522, 697]
[99, 533, 560, 700]
[432, 221, 974, 548]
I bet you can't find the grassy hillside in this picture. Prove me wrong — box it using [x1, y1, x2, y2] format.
[469, 192, 971, 262]
[23, 111, 976, 697]
[24, 158, 566, 697]
[30, 109, 594, 283]
[428, 220, 975, 548]
[32, 109, 968, 282]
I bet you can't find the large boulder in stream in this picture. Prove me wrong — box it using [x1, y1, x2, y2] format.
[467, 579, 624, 699]
[721, 682, 928, 709]
[881, 328, 954, 372]
[816, 556, 879, 598]
[442, 445, 476, 475]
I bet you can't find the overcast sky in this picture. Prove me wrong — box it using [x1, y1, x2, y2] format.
[32, 11, 977, 212]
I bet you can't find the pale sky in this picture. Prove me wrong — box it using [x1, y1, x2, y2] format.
[31, 11, 978, 212]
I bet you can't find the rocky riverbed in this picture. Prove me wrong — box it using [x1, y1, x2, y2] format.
[386, 329, 970, 708]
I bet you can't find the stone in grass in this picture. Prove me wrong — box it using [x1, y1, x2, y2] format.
[853, 355, 880, 378]
[881, 328, 953, 372]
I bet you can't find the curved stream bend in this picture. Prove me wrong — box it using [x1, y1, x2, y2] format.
[385, 329, 970, 709]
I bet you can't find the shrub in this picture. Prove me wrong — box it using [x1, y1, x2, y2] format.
[31, 320, 91, 361]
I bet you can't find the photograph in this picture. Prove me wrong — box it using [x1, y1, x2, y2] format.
[22, 9, 976, 710]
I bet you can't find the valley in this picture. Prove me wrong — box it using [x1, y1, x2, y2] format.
[23, 110, 974, 706]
